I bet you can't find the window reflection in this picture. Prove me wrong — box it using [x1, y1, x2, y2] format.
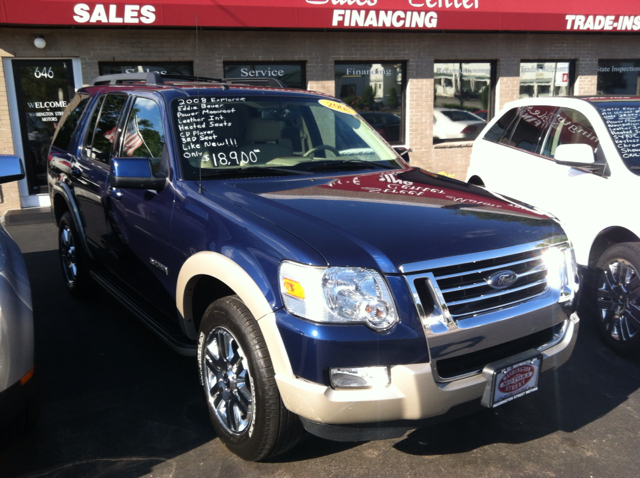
[597, 60, 640, 95]
[519, 62, 572, 98]
[434, 62, 493, 129]
[99, 62, 193, 76]
[335, 62, 405, 144]
[224, 62, 305, 89]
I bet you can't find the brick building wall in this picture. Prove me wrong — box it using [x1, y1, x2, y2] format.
[0, 47, 20, 211]
[0, 27, 637, 214]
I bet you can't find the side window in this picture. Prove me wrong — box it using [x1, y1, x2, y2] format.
[85, 94, 127, 164]
[119, 97, 165, 159]
[500, 105, 557, 154]
[541, 108, 600, 159]
[51, 94, 91, 152]
[483, 108, 518, 142]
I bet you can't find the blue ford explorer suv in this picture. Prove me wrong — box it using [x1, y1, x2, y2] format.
[48, 73, 580, 461]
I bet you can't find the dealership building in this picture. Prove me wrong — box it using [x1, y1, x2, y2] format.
[0, 0, 638, 215]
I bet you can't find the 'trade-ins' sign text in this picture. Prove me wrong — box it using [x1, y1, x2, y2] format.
[73, 4, 156, 24]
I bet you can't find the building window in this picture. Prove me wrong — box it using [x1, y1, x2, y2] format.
[224, 62, 305, 89]
[519, 62, 573, 98]
[335, 62, 406, 145]
[99, 62, 193, 76]
[597, 60, 640, 95]
[434, 61, 495, 122]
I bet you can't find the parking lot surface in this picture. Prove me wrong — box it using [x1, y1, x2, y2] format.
[1, 220, 639, 478]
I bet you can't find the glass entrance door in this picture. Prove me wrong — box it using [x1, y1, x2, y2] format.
[11, 60, 75, 195]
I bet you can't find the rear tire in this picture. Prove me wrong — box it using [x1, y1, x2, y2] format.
[198, 296, 303, 461]
[592, 242, 640, 358]
[58, 211, 93, 297]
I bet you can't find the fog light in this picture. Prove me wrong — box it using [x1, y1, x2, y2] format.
[329, 366, 390, 389]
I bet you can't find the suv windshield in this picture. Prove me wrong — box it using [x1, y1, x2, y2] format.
[171, 95, 401, 179]
[594, 101, 640, 175]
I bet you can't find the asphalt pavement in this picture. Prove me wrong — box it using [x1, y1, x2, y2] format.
[1, 219, 639, 478]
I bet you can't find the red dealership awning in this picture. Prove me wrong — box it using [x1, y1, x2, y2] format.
[1, 0, 639, 33]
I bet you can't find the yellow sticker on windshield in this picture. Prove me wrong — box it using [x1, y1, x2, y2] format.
[319, 99, 357, 115]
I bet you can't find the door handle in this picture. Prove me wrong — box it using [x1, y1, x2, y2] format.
[70, 166, 82, 178]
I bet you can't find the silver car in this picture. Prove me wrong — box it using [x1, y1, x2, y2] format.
[0, 155, 38, 439]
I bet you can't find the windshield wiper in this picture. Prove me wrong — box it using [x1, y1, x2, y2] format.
[306, 159, 397, 172]
[200, 166, 309, 178]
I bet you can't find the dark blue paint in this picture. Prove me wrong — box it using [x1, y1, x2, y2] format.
[110, 157, 153, 178]
[48, 82, 567, 384]
[276, 310, 429, 385]
[221, 170, 563, 273]
[276, 274, 429, 384]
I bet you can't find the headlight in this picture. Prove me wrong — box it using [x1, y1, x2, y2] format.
[279, 261, 399, 331]
[543, 244, 579, 303]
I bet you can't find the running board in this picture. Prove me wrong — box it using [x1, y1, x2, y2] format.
[90, 270, 197, 357]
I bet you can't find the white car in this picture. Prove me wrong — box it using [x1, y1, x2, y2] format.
[433, 107, 485, 143]
[466, 96, 640, 358]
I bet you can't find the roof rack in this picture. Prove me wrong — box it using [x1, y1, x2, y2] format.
[89, 72, 286, 88]
[224, 78, 287, 88]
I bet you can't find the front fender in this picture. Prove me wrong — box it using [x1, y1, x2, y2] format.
[176, 251, 295, 381]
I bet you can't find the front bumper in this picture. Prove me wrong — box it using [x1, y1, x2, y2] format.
[275, 312, 578, 438]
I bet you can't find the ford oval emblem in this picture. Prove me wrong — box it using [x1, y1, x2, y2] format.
[486, 270, 518, 289]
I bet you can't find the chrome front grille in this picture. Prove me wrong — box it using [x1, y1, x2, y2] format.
[431, 248, 547, 320]
[402, 241, 564, 325]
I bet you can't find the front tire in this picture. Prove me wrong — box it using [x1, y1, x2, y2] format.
[592, 242, 640, 358]
[198, 296, 303, 461]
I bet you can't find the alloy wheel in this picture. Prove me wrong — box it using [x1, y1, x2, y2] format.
[60, 224, 77, 286]
[203, 326, 253, 434]
[596, 258, 640, 342]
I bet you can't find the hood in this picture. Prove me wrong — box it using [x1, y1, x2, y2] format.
[211, 168, 565, 274]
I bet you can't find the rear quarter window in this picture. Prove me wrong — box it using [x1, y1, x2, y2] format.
[51, 94, 90, 152]
[483, 108, 518, 142]
[497, 106, 557, 154]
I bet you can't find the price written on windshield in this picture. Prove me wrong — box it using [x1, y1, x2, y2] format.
[201, 150, 259, 167]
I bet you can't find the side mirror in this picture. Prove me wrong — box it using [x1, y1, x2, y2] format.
[110, 157, 166, 190]
[554, 143, 595, 167]
[393, 146, 412, 164]
[0, 155, 25, 184]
